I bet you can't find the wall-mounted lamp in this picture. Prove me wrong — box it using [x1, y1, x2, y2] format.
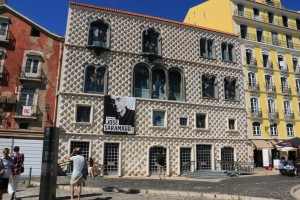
[45, 104, 50, 114]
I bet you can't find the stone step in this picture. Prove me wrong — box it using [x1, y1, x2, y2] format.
[186, 170, 235, 179]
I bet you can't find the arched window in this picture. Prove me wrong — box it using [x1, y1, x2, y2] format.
[142, 28, 161, 55]
[252, 122, 261, 136]
[224, 77, 237, 100]
[286, 124, 294, 137]
[84, 65, 106, 93]
[133, 64, 184, 101]
[152, 68, 166, 100]
[88, 20, 109, 47]
[222, 43, 236, 62]
[200, 38, 214, 58]
[133, 65, 150, 98]
[202, 74, 217, 98]
[168, 69, 182, 101]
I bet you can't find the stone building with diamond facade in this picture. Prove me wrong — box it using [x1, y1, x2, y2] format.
[57, 2, 248, 177]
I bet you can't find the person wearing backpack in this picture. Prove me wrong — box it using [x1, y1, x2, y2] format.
[8, 146, 23, 200]
[0, 148, 13, 200]
[155, 151, 166, 180]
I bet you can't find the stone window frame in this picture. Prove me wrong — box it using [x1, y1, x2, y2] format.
[0, 16, 9, 41]
[22, 51, 44, 78]
[252, 121, 261, 136]
[227, 117, 237, 132]
[0, 47, 6, 76]
[286, 123, 294, 137]
[194, 112, 208, 130]
[250, 96, 260, 115]
[224, 76, 239, 101]
[74, 104, 93, 125]
[87, 18, 111, 49]
[132, 62, 185, 101]
[201, 73, 218, 99]
[83, 64, 108, 94]
[283, 100, 292, 115]
[270, 122, 278, 137]
[151, 109, 167, 128]
[267, 98, 276, 113]
[221, 42, 236, 63]
[141, 27, 162, 56]
[179, 116, 188, 127]
[199, 37, 215, 59]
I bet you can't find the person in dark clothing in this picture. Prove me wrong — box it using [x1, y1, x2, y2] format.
[155, 152, 166, 180]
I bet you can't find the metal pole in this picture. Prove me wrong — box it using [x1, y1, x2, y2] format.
[28, 167, 32, 187]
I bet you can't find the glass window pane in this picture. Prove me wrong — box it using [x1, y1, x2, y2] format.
[196, 114, 206, 129]
[143, 29, 159, 54]
[200, 38, 206, 57]
[168, 70, 182, 101]
[224, 79, 236, 100]
[89, 21, 108, 46]
[85, 66, 105, 93]
[152, 69, 166, 100]
[207, 40, 213, 58]
[153, 111, 165, 126]
[25, 59, 32, 73]
[76, 106, 91, 122]
[134, 66, 149, 98]
[32, 59, 39, 73]
[202, 75, 215, 98]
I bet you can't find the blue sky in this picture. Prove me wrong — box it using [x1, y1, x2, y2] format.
[7, 0, 300, 36]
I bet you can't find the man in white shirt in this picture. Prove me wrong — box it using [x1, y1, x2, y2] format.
[68, 148, 86, 200]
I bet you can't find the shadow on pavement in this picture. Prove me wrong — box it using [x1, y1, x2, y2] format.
[102, 187, 140, 194]
[56, 193, 110, 200]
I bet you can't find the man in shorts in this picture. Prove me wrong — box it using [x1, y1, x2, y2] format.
[155, 151, 166, 180]
[68, 148, 87, 200]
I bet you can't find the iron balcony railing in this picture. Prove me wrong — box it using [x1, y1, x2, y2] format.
[18, 65, 45, 81]
[262, 60, 273, 69]
[278, 63, 288, 72]
[296, 87, 300, 95]
[294, 66, 300, 74]
[265, 84, 276, 93]
[281, 86, 291, 94]
[261, 0, 283, 8]
[245, 57, 257, 67]
[234, 8, 298, 30]
[248, 82, 260, 91]
[284, 111, 294, 119]
[268, 109, 279, 118]
[14, 104, 42, 118]
[250, 108, 262, 117]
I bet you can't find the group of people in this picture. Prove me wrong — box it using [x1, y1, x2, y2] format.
[279, 156, 300, 176]
[0, 146, 23, 200]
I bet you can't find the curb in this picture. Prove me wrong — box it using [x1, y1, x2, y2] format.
[54, 183, 278, 200]
[290, 184, 300, 200]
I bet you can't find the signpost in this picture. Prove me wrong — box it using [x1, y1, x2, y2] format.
[39, 127, 59, 200]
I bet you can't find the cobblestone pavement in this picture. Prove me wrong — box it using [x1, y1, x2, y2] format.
[3, 183, 207, 200]
[15, 173, 300, 200]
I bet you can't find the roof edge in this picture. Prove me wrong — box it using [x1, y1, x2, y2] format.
[69, 1, 237, 37]
[0, 4, 64, 41]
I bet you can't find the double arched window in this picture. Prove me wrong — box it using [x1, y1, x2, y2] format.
[200, 38, 215, 59]
[221, 43, 236, 62]
[202, 74, 217, 98]
[88, 20, 110, 48]
[84, 65, 106, 94]
[133, 64, 183, 101]
[224, 77, 238, 100]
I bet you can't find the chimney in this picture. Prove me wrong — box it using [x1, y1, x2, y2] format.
[0, 0, 7, 5]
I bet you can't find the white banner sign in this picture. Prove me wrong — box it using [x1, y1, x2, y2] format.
[22, 106, 32, 116]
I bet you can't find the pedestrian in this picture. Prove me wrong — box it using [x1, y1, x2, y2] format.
[88, 157, 94, 177]
[155, 151, 166, 180]
[68, 148, 87, 200]
[8, 146, 23, 200]
[0, 148, 13, 200]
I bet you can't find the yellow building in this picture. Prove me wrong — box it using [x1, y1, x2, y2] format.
[185, 0, 300, 167]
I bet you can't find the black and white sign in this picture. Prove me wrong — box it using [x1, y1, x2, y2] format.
[104, 95, 135, 134]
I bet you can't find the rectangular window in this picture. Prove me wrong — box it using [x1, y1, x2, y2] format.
[253, 8, 260, 20]
[76, 105, 91, 123]
[0, 19, 8, 40]
[268, 12, 274, 23]
[153, 110, 166, 127]
[228, 119, 236, 130]
[262, 54, 269, 68]
[282, 15, 288, 27]
[196, 113, 206, 129]
[271, 32, 279, 46]
[24, 57, 40, 78]
[256, 29, 263, 42]
[179, 117, 188, 126]
[30, 27, 40, 37]
[296, 19, 300, 30]
[286, 35, 293, 49]
[286, 124, 294, 137]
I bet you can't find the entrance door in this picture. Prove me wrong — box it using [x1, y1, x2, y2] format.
[68, 141, 90, 173]
[221, 147, 234, 170]
[254, 149, 263, 167]
[149, 146, 166, 175]
[104, 143, 119, 175]
[180, 147, 191, 175]
[196, 145, 212, 170]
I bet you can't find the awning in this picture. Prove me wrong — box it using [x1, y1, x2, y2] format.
[251, 140, 274, 149]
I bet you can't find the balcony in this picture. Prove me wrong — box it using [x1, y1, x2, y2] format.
[265, 84, 276, 93]
[262, 60, 273, 70]
[261, 0, 283, 8]
[245, 57, 257, 67]
[18, 66, 46, 82]
[268, 109, 279, 118]
[250, 109, 262, 117]
[13, 104, 42, 120]
[278, 63, 288, 73]
[281, 86, 291, 94]
[296, 87, 300, 95]
[284, 111, 294, 119]
[294, 66, 300, 74]
[248, 82, 260, 92]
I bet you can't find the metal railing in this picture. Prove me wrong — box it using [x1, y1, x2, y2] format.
[14, 104, 42, 118]
[58, 160, 105, 176]
[18, 65, 45, 80]
[218, 160, 255, 173]
[268, 109, 279, 118]
[284, 111, 294, 119]
[261, 0, 283, 8]
[181, 161, 196, 175]
[250, 109, 262, 117]
[265, 84, 276, 93]
[294, 66, 300, 74]
[248, 82, 260, 91]
[278, 63, 288, 72]
[281, 86, 291, 94]
[245, 57, 257, 67]
[296, 87, 300, 95]
[262, 60, 273, 69]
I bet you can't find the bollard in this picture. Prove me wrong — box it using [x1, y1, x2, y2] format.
[28, 167, 32, 187]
